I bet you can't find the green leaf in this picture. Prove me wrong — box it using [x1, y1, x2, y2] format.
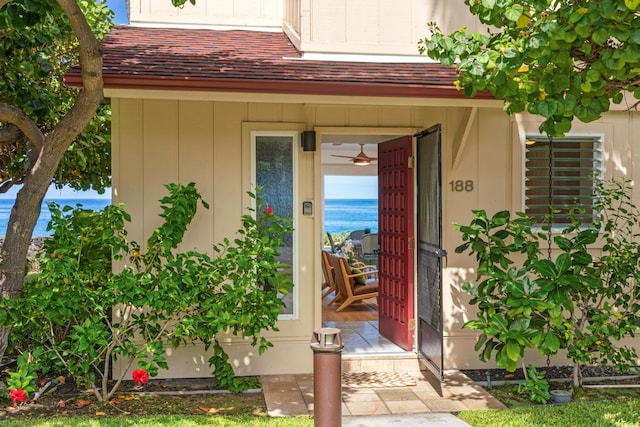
[481, 0, 496, 9]
[505, 4, 524, 22]
[475, 333, 488, 352]
[544, 332, 561, 353]
[592, 28, 610, 45]
[533, 259, 557, 277]
[509, 317, 530, 333]
[491, 210, 511, 226]
[505, 340, 522, 362]
[481, 340, 495, 362]
[625, 0, 640, 10]
[537, 100, 558, 118]
[554, 236, 573, 251]
[572, 251, 593, 265]
[555, 253, 572, 274]
[575, 229, 599, 246]
[476, 51, 490, 64]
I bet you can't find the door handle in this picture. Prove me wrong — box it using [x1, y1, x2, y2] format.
[435, 248, 448, 267]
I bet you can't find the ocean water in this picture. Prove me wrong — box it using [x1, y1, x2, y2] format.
[324, 199, 378, 235]
[0, 198, 111, 237]
[0, 197, 376, 237]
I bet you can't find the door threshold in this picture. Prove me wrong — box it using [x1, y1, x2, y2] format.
[341, 352, 422, 373]
[342, 351, 416, 359]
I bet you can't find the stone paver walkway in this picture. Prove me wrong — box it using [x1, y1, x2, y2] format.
[261, 369, 505, 418]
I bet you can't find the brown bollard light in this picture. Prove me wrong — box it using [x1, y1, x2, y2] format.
[310, 327, 344, 427]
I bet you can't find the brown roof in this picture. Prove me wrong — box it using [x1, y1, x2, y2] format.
[66, 25, 492, 99]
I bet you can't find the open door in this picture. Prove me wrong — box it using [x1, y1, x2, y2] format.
[378, 136, 414, 351]
[416, 124, 445, 380]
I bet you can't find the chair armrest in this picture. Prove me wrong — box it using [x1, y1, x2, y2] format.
[351, 261, 376, 272]
[345, 268, 379, 280]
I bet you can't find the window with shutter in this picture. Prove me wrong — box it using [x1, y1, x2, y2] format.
[525, 136, 602, 225]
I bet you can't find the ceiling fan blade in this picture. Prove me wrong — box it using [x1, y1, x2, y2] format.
[331, 144, 378, 163]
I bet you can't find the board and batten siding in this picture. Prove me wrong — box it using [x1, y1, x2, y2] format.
[130, 0, 488, 57]
[444, 108, 640, 369]
[129, 0, 283, 28]
[110, 92, 640, 376]
[111, 98, 314, 378]
[285, 0, 489, 56]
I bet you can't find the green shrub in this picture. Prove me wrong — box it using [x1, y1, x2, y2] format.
[457, 179, 640, 395]
[1, 184, 293, 402]
[514, 365, 550, 404]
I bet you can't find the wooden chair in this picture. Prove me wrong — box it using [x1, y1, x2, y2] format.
[321, 250, 337, 299]
[326, 232, 337, 252]
[328, 253, 379, 312]
[347, 229, 366, 240]
[360, 233, 379, 265]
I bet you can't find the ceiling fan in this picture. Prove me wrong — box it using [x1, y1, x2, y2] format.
[331, 144, 378, 166]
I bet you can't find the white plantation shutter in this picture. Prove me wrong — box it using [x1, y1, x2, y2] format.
[525, 136, 602, 225]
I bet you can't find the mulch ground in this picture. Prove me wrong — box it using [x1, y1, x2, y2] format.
[0, 377, 267, 420]
[461, 365, 640, 383]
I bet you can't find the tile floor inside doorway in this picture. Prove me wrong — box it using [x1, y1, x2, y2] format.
[322, 320, 409, 355]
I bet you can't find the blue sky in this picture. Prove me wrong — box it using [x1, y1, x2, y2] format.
[106, 0, 128, 24]
[325, 176, 377, 199]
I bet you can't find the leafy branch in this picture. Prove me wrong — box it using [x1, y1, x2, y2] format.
[1, 183, 293, 402]
[457, 179, 640, 397]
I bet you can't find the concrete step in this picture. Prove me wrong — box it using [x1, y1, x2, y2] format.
[342, 353, 422, 373]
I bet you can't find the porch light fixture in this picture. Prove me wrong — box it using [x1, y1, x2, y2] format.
[301, 131, 316, 151]
[310, 327, 343, 349]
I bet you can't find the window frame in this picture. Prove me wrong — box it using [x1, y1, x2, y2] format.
[250, 130, 299, 320]
[523, 134, 603, 228]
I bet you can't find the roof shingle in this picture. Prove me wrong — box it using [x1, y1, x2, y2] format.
[67, 25, 492, 99]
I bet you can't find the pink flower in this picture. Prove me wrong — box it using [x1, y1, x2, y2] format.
[265, 203, 273, 215]
[132, 369, 149, 384]
[10, 388, 26, 404]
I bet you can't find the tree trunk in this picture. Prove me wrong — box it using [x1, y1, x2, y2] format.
[0, 0, 104, 362]
[0, 185, 43, 299]
[572, 363, 581, 388]
[0, 325, 10, 361]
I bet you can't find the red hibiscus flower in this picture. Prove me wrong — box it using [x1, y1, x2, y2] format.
[10, 388, 26, 404]
[265, 203, 273, 215]
[132, 369, 149, 384]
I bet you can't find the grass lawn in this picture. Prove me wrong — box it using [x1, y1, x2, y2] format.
[0, 390, 313, 426]
[0, 415, 314, 427]
[459, 399, 640, 427]
[461, 382, 640, 427]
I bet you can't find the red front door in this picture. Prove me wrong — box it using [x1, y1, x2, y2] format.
[378, 136, 414, 351]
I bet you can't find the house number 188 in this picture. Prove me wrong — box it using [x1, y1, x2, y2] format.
[449, 180, 474, 192]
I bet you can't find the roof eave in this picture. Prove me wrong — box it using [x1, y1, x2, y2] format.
[64, 74, 495, 100]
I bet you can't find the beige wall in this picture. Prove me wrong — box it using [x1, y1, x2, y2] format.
[442, 108, 640, 369]
[111, 98, 313, 378]
[130, 0, 486, 58]
[129, 0, 283, 28]
[111, 91, 640, 376]
[110, 95, 477, 377]
[286, 0, 485, 56]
